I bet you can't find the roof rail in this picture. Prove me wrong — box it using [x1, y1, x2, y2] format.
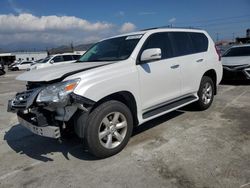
[141, 25, 202, 31]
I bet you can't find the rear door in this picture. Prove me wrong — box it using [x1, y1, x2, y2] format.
[168, 32, 208, 95]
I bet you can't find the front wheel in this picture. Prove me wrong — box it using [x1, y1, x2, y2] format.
[195, 76, 215, 110]
[83, 100, 133, 158]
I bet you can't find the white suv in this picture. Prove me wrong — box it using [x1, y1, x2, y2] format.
[29, 53, 81, 70]
[8, 28, 222, 158]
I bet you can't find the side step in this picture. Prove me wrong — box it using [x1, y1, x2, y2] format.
[142, 95, 197, 119]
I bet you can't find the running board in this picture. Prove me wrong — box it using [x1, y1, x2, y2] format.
[142, 95, 198, 119]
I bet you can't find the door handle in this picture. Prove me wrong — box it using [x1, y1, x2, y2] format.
[170, 64, 179, 69]
[196, 59, 204, 63]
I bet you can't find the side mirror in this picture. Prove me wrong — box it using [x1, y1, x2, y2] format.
[50, 60, 54, 64]
[140, 48, 162, 63]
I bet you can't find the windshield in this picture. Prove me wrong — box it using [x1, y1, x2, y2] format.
[38, 56, 52, 63]
[77, 35, 142, 62]
[223, 46, 250, 57]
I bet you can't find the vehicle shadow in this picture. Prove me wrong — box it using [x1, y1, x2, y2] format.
[220, 79, 250, 85]
[4, 111, 184, 162]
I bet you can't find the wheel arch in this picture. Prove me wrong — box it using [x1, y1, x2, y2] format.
[202, 69, 217, 95]
[91, 91, 139, 126]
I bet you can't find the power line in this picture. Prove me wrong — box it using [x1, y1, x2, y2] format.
[177, 14, 250, 25]
[197, 19, 250, 28]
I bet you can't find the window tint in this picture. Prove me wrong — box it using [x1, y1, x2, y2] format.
[189, 32, 208, 53]
[168, 32, 194, 57]
[73, 55, 81, 60]
[223, 46, 250, 57]
[141, 33, 172, 60]
[63, 55, 73, 61]
[52, 56, 63, 63]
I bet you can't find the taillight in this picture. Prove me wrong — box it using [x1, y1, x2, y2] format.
[215, 45, 221, 61]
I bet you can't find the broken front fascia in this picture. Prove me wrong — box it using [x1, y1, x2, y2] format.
[8, 79, 95, 125]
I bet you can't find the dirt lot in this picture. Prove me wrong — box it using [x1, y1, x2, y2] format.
[0, 70, 250, 188]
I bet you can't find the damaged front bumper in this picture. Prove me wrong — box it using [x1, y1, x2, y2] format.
[8, 88, 95, 139]
[18, 113, 61, 138]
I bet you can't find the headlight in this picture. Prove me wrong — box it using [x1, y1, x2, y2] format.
[36, 78, 80, 103]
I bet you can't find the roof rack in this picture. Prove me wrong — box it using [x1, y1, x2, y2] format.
[141, 25, 201, 31]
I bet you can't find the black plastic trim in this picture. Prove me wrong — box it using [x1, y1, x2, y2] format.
[142, 95, 197, 119]
[70, 93, 95, 106]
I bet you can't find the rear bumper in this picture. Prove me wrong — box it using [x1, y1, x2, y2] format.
[18, 115, 61, 138]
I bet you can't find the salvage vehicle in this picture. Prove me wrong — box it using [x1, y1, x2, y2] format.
[29, 53, 81, 70]
[9, 61, 34, 71]
[222, 44, 250, 80]
[8, 27, 223, 158]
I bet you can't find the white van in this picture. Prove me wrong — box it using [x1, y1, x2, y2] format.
[29, 53, 81, 70]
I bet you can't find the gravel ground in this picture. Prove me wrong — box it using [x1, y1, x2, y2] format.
[0, 70, 250, 188]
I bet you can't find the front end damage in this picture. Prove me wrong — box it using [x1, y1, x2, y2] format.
[8, 81, 95, 139]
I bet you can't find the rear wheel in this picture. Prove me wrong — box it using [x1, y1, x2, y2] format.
[196, 76, 215, 110]
[83, 100, 133, 158]
[0, 70, 5, 75]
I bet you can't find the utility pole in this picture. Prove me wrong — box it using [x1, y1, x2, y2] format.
[216, 33, 219, 42]
[232, 32, 235, 42]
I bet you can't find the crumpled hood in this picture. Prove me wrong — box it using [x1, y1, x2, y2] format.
[17, 61, 112, 82]
[222, 56, 250, 66]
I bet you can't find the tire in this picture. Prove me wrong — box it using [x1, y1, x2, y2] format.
[0, 70, 5, 75]
[82, 100, 133, 158]
[195, 76, 215, 110]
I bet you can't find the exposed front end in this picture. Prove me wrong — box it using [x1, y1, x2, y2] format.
[8, 79, 94, 139]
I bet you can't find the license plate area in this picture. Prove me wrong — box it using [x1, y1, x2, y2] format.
[18, 116, 61, 139]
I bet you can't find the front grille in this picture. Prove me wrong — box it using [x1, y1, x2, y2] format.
[12, 89, 35, 108]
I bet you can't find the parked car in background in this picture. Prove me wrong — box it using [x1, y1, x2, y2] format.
[8, 28, 222, 158]
[0, 61, 5, 75]
[222, 44, 250, 80]
[29, 53, 81, 70]
[9, 61, 34, 71]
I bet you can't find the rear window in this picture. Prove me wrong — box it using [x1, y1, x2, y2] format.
[223, 46, 250, 57]
[63, 55, 73, 61]
[168, 32, 194, 57]
[73, 55, 81, 60]
[189, 32, 208, 53]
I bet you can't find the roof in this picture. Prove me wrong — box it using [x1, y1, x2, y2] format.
[104, 27, 205, 41]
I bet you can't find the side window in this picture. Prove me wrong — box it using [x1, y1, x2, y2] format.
[189, 32, 208, 53]
[63, 55, 73, 61]
[52, 56, 63, 63]
[140, 33, 170, 60]
[73, 55, 81, 60]
[168, 32, 195, 57]
[22, 61, 31, 64]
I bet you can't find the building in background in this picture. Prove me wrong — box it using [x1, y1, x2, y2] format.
[0, 51, 48, 65]
[236, 29, 250, 44]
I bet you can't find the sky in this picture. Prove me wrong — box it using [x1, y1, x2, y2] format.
[0, 0, 249, 51]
